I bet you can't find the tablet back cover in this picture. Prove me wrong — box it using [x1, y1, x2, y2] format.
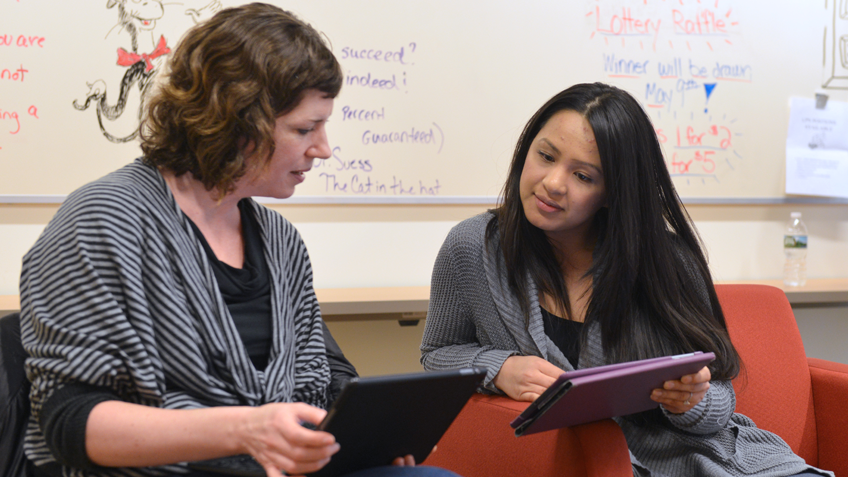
[309, 367, 486, 477]
[187, 368, 485, 477]
[512, 352, 715, 436]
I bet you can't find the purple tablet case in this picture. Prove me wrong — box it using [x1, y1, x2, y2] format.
[511, 352, 715, 436]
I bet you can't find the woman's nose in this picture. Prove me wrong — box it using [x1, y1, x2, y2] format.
[543, 168, 568, 196]
[310, 126, 332, 160]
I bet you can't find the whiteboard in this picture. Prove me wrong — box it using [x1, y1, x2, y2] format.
[1, 0, 847, 203]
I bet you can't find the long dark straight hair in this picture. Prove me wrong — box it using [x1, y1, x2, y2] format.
[487, 83, 740, 380]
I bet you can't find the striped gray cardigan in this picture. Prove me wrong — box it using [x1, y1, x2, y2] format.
[19, 160, 331, 476]
[421, 212, 828, 477]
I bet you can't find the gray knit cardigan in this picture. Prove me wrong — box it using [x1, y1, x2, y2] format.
[20, 160, 331, 476]
[420, 213, 829, 477]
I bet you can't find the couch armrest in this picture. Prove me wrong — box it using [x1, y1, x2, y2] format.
[808, 357, 848, 475]
[423, 394, 631, 477]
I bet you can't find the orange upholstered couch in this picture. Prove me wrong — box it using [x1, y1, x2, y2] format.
[423, 284, 848, 477]
[422, 393, 631, 477]
[721, 284, 848, 476]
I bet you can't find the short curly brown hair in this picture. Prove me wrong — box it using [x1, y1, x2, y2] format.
[140, 3, 342, 197]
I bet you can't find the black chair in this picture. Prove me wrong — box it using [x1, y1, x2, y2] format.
[0, 312, 33, 477]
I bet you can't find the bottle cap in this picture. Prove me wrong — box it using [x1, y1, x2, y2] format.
[791, 212, 802, 218]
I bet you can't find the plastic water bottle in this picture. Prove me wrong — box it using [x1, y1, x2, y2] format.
[783, 212, 808, 287]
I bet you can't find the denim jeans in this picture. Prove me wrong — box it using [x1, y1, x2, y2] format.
[343, 466, 461, 477]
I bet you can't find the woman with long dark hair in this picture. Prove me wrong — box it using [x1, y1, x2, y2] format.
[421, 83, 829, 476]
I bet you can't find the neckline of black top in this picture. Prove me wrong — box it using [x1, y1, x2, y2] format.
[540, 306, 583, 368]
[186, 199, 272, 370]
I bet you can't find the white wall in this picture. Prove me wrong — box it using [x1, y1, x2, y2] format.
[688, 205, 848, 282]
[4, 203, 847, 295]
[2, 203, 846, 372]
[0, 224, 43, 295]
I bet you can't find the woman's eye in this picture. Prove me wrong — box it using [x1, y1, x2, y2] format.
[297, 129, 313, 135]
[538, 151, 554, 162]
[576, 172, 592, 182]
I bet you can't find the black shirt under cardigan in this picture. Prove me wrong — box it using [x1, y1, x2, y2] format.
[189, 200, 357, 388]
[539, 307, 583, 367]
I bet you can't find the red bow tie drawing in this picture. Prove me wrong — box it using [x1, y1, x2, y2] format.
[117, 36, 171, 72]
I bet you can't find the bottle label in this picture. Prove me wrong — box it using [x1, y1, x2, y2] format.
[784, 235, 808, 249]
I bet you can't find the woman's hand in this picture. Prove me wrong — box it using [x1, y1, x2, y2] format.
[240, 402, 340, 477]
[493, 355, 564, 402]
[651, 365, 712, 414]
[392, 455, 415, 466]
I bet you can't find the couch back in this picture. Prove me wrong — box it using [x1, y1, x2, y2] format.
[716, 284, 817, 465]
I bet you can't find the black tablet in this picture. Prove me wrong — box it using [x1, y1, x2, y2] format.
[189, 367, 487, 477]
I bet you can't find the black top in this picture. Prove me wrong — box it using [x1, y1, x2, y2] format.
[540, 307, 583, 368]
[189, 199, 273, 370]
[187, 199, 358, 394]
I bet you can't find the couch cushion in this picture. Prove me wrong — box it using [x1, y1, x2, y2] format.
[424, 394, 631, 477]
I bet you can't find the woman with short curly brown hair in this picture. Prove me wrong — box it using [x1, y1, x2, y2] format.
[141, 2, 342, 198]
[21, 4, 459, 477]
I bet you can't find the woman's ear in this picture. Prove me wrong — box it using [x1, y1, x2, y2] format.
[238, 136, 255, 157]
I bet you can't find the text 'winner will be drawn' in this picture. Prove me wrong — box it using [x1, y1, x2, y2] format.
[604, 55, 752, 111]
